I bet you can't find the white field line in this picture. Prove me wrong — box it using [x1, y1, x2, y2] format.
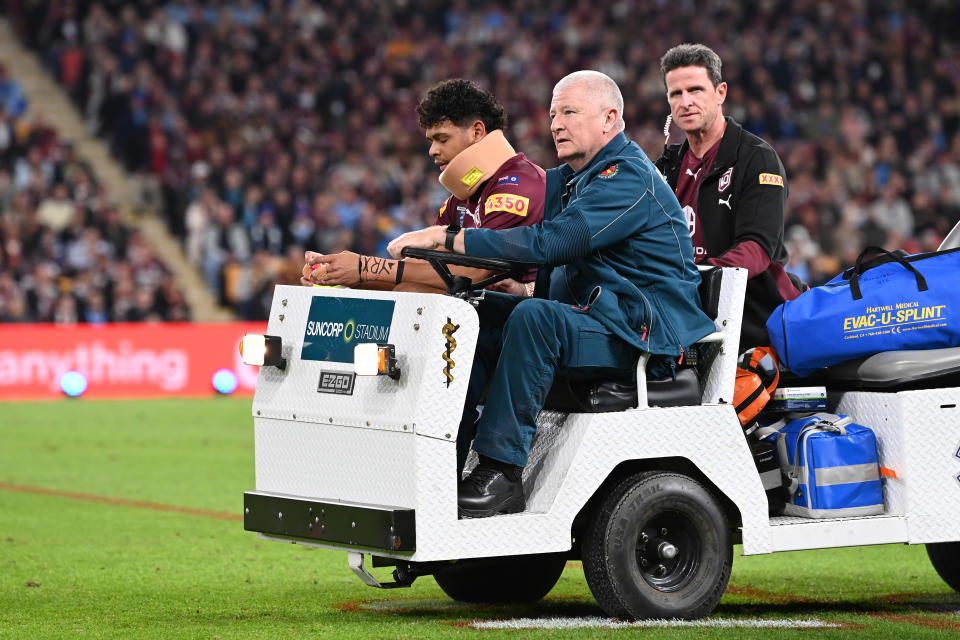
[471, 617, 842, 630]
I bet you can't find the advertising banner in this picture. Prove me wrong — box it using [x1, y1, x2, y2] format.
[0, 322, 267, 400]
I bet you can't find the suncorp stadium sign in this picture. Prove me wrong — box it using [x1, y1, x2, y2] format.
[301, 297, 395, 364]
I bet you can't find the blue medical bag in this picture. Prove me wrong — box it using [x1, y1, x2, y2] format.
[757, 413, 884, 518]
[766, 246, 960, 376]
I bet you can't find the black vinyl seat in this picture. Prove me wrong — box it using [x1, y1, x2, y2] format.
[541, 267, 723, 413]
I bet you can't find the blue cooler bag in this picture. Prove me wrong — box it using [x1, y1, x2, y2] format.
[766, 246, 960, 376]
[757, 413, 883, 518]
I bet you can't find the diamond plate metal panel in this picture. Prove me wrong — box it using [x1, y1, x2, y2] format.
[897, 388, 960, 543]
[255, 417, 418, 507]
[832, 391, 907, 515]
[409, 403, 770, 561]
[835, 388, 960, 544]
[252, 286, 478, 441]
[250, 273, 779, 562]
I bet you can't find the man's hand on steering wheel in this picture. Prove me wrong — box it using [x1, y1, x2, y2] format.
[388, 225, 451, 259]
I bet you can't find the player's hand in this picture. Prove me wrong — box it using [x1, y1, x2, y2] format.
[300, 250, 324, 286]
[486, 278, 528, 296]
[301, 251, 362, 287]
[387, 226, 444, 259]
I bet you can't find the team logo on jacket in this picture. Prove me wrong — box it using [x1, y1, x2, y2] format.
[719, 167, 733, 193]
[599, 163, 618, 178]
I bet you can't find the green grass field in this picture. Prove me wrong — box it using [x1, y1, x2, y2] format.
[1, 398, 957, 639]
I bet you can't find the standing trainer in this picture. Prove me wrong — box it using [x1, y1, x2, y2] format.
[389, 71, 714, 518]
[656, 43, 802, 351]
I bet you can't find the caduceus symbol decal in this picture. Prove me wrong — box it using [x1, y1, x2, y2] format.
[442, 317, 460, 387]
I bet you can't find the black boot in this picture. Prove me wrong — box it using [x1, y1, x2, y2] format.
[458, 456, 525, 519]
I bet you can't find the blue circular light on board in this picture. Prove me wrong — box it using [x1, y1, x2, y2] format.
[212, 368, 239, 395]
[60, 371, 88, 397]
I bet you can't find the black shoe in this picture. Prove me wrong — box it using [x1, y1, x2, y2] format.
[458, 463, 525, 519]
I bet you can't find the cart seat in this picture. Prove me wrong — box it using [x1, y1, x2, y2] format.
[817, 346, 960, 390]
[541, 267, 724, 412]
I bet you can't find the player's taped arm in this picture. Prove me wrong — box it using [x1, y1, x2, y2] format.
[358, 255, 405, 286]
[358, 254, 492, 291]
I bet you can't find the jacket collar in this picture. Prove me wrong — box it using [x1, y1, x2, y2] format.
[711, 116, 744, 176]
[562, 132, 630, 184]
[662, 116, 744, 179]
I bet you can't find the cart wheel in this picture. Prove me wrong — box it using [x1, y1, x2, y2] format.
[926, 541, 960, 591]
[433, 552, 567, 603]
[582, 471, 732, 620]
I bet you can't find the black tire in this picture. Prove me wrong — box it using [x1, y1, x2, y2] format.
[927, 541, 960, 591]
[433, 552, 568, 603]
[582, 471, 732, 620]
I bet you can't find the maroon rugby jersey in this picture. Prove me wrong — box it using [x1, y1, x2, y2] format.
[434, 152, 545, 232]
[675, 139, 721, 263]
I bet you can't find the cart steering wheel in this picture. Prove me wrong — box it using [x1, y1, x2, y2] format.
[401, 248, 532, 296]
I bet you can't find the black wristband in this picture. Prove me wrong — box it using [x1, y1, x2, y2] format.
[394, 259, 405, 284]
[445, 224, 461, 251]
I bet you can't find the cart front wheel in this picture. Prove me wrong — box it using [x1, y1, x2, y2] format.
[582, 471, 732, 620]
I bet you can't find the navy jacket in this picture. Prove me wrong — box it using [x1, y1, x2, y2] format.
[464, 133, 714, 358]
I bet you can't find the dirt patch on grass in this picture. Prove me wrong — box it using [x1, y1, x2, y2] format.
[0, 482, 241, 521]
[868, 612, 960, 632]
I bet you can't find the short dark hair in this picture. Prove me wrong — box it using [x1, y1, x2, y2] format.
[660, 43, 723, 88]
[416, 79, 506, 132]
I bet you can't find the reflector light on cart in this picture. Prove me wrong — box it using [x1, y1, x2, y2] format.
[240, 334, 287, 370]
[354, 343, 400, 380]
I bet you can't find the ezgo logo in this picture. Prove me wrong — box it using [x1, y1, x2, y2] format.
[301, 297, 395, 363]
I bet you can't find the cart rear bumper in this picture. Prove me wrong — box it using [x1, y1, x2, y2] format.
[243, 491, 416, 551]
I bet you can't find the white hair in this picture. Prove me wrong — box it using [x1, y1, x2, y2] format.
[553, 70, 625, 132]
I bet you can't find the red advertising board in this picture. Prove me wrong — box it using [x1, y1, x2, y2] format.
[0, 322, 267, 400]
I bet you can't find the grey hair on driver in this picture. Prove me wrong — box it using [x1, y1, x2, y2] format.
[553, 70, 625, 132]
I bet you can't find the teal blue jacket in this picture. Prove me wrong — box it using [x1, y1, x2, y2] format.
[464, 133, 714, 358]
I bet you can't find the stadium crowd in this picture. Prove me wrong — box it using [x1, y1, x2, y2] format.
[0, 65, 190, 323]
[5, 1, 960, 319]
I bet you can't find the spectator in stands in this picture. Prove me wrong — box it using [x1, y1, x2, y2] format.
[0, 107, 191, 323]
[8, 0, 960, 318]
[0, 64, 27, 119]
